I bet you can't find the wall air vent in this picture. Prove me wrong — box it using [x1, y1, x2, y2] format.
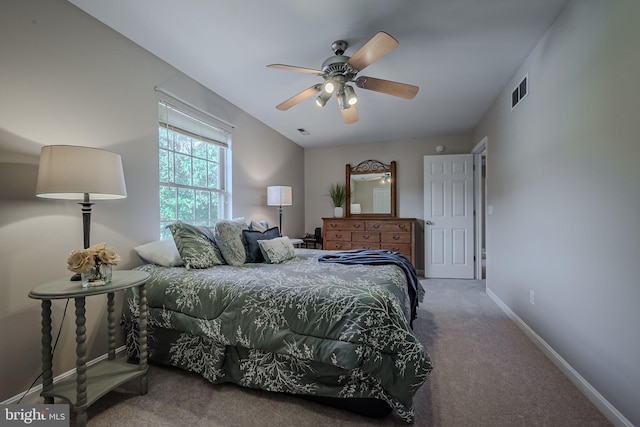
[511, 74, 528, 109]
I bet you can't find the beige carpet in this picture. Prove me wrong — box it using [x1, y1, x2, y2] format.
[70, 279, 611, 426]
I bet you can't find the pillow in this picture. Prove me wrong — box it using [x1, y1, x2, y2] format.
[249, 220, 269, 232]
[258, 237, 296, 264]
[167, 222, 226, 269]
[197, 225, 227, 264]
[242, 227, 280, 263]
[214, 219, 249, 266]
[134, 239, 184, 267]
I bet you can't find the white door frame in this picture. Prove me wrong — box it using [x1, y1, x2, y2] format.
[472, 136, 488, 280]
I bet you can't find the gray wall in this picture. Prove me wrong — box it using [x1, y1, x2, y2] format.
[0, 0, 303, 401]
[475, 0, 640, 424]
[303, 134, 476, 271]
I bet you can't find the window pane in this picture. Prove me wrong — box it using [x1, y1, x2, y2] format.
[175, 153, 192, 186]
[175, 133, 191, 155]
[211, 192, 222, 222]
[159, 185, 177, 221]
[159, 127, 169, 149]
[159, 149, 170, 183]
[193, 140, 207, 160]
[208, 162, 219, 189]
[192, 157, 207, 188]
[195, 190, 210, 224]
[177, 188, 194, 220]
[208, 144, 219, 162]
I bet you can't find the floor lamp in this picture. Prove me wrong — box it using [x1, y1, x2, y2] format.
[267, 186, 292, 237]
[36, 145, 127, 279]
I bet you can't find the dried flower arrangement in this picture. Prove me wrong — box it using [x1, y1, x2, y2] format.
[67, 242, 121, 274]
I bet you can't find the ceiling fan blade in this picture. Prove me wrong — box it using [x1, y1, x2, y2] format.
[355, 76, 419, 99]
[276, 85, 321, 111]
[347, 32, 399, 72]
[340, 104, 359, 124]
[267, 64, 323, 75]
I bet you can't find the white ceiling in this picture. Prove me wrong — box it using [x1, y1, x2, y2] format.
[68, 0, 569, 148]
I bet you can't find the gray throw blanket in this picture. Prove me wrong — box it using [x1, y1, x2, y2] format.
[318, 249, 422, 325]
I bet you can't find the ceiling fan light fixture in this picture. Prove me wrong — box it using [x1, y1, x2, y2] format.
[315, 90, 331, 107]
[345, 85, 358, 105]
[337, 91, 350, 110]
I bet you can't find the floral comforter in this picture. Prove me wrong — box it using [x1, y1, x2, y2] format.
[121, 249, 432, 422]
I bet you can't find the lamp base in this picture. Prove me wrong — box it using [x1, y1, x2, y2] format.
[70, 273, 81, 281]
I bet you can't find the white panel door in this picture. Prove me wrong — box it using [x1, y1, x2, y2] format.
[424, 154, 475, 278]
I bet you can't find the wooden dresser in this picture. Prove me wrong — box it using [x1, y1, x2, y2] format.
[322, 217, 416, 266]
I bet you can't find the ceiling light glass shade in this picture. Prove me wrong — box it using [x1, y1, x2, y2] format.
[267, 185, 292, 206]
[323, 79, 335, 94]
[36, 145, 127, 200]
[345, 85, 358, 105]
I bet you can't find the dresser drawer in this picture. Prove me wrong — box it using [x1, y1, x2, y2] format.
[381, 243, 412, 257]
[351, 232, 380, 243]
[324, 241, 352, 250]
[380, 232, 411, 244]
[326, 230, 351, 241]
[325, 220, 365, 231]
[352, 242, 381, 251]
[366, 220, 413, 233]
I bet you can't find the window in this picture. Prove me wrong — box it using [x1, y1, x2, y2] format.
[158, 101, 231, 239]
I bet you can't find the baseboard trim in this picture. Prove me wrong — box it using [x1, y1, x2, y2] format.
[485, 288, 632, 427]
[1, 345, 127, 405]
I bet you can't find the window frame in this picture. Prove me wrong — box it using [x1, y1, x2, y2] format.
[158, 99, 232, 239]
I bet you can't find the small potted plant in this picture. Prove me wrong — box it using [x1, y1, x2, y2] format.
[328, 182, 347, 217]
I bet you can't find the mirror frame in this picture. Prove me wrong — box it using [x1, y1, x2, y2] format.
[345, 160, 397, 217]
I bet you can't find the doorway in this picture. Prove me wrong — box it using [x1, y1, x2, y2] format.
[472, 137, 487, 280]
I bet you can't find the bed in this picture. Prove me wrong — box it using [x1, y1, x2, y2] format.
[122, 221, 432, 423]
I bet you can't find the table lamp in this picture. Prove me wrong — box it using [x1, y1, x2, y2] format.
[267, 185, 292, 236]
[36, 145, 127, 279]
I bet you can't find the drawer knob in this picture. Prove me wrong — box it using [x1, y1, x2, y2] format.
[393, 235, 400, 240]
[372, 223, 380, 229]
[363, 235, 370, 240]
[336, 234, 342, 238]
[330, 224, 337, 228]
[353, 224, 361, 228]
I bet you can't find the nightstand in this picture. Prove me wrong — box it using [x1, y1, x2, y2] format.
[29, 270, 150, 427]
[289, 238, 304, 247]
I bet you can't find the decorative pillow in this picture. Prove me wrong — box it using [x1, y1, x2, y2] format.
[242, 227, 280, 263]
[249, 220, 269, 232]
[258, 236, 296, 264]
[197, 225, 226, 264]
[214, 219, 249, 266]
[134, 239, 184, 267]
[167, 222, 225, 269]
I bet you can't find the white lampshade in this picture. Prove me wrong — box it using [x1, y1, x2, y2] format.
[36, 145, 127, 200]
[267, 185, 292, 206]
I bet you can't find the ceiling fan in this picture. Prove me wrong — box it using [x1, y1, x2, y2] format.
[267, 32, 419, 124]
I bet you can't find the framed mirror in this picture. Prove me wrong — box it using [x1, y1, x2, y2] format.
[345, 160, 396, 217]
